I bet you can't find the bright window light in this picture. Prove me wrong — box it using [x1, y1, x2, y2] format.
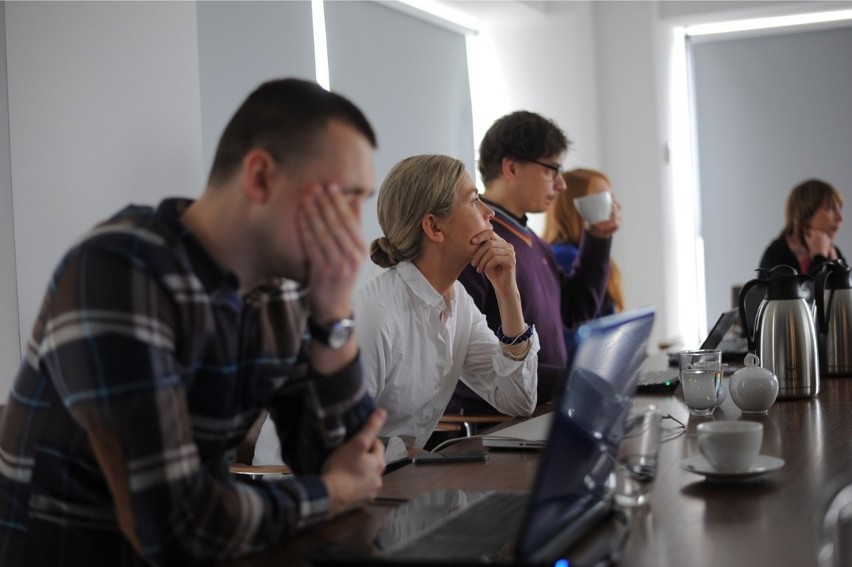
[668, 25, 704, 347]
[465, 30, 509, 187]
[685, 8, 852, 37]
[395, 0, 480, 35]
[312, 0, 330, 90]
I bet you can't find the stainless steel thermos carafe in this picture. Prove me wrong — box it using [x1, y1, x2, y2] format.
[815, 259, 852, 376]
[738, 264, 820, 399]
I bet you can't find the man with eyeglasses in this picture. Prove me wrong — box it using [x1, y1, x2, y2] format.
[449, 110, 621, 415]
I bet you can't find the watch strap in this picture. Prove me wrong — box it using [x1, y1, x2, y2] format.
[308, 316, 354, 347]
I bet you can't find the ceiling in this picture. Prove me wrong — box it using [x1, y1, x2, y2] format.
[430, 0, 556, 25]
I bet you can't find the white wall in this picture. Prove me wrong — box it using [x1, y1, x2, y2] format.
[196, 1, 316, 177]
[469, 1, 672, 349]
[3, 1, 204, 396]
[594, 1, 672, 346]
[470, 2, 600, 172]
[324, 0, 474, 286]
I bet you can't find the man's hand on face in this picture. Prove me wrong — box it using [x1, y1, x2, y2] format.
[322, 409, 387, 518]
[299, 183, 367, 322]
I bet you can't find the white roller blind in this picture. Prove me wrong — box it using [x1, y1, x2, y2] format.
[196, 1, 316, 178]
[324, 0, 475, 283]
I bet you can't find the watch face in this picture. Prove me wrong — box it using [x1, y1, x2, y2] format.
[327, 319, 355, 349]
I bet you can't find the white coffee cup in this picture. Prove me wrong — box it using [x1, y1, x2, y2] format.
[573, 191, 613, 224]
[697, 420, 763, 473]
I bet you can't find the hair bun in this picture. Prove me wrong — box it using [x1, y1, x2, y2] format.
[370, 236, 400, 268]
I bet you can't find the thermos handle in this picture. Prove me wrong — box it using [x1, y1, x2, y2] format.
[816, 268, 830, 334]
[815, 265, 840, 334]
[738, 278, 767, 352]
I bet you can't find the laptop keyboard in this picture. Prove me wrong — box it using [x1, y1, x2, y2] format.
[638, 370, 677, 384]
[391, 491, 527, 560]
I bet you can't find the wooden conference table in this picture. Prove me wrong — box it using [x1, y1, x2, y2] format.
[228, 375, 852, 566]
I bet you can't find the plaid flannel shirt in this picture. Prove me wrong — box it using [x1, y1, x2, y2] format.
[0, 199, 374, 566]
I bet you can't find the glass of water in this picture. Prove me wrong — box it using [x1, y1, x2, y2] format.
[614, 405, 661, 507]
[679, 349, 722, 417]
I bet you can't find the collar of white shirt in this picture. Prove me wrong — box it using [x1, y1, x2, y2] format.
[395, 261, 456, 320]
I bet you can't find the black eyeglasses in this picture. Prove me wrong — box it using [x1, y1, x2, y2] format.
[524, 159, 562, 181]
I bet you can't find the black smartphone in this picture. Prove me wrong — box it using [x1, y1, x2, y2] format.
[411, 450, 489, 464]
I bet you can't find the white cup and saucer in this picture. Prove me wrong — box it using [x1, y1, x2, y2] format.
[680, 420, 784, 480]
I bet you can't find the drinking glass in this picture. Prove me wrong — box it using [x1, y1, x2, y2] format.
[679, 349, 722, 416]
[614, 405, 661, 507]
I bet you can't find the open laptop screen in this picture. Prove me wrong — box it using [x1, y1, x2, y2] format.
[515, 307, 655, 558]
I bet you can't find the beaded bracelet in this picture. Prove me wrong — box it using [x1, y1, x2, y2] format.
[496, 324, 534, 346]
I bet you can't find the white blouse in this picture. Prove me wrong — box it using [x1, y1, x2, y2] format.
[354, 261, 539, 462]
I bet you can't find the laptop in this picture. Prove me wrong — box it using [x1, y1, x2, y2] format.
[483, 308, 653, 450]
[636, 309, 748, 392]
[312, 307, 655, 565]
[666, 309, 748, 364]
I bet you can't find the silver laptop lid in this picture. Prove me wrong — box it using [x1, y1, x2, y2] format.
[515, 306, 655, 559]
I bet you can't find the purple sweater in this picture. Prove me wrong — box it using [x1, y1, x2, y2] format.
[449, 201, 611, 413]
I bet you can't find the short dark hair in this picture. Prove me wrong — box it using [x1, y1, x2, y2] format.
[208, 78, 377, 184]
[478, 111, 570, 184]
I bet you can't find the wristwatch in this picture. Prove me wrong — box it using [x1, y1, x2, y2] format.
[308, 316, 355, 349]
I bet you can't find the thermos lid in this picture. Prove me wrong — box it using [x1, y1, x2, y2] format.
[766, 265, 810, 300]
[818, 259, 852, 290]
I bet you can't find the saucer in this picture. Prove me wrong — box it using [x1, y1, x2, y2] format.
[680, 454, 785, 480]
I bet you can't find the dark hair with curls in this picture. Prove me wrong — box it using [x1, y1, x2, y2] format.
[208, 78, 376, 185]
[477, 111, 570, 185]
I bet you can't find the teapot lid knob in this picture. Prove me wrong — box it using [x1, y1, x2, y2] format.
[744, 353, 760, 367]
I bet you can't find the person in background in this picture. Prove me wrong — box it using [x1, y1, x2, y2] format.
[354, 155, 539, 463]
[0, 78, 387, 566]
[542, 168, 625, 350]
[759, 178, 845, 275]
[450, 111, 621, 416]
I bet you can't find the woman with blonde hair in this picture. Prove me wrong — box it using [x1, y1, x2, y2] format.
[354, 155, 539, 463]
[543, 168, 624, 346]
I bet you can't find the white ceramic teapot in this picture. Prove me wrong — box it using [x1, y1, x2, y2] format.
[729, 353, 779, 414]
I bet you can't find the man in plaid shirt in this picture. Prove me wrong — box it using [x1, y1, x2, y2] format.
[0, 78, 387, 565]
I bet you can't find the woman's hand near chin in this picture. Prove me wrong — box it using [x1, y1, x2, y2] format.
[803, 227, 835, 259]
[470, 229, 517, 298]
